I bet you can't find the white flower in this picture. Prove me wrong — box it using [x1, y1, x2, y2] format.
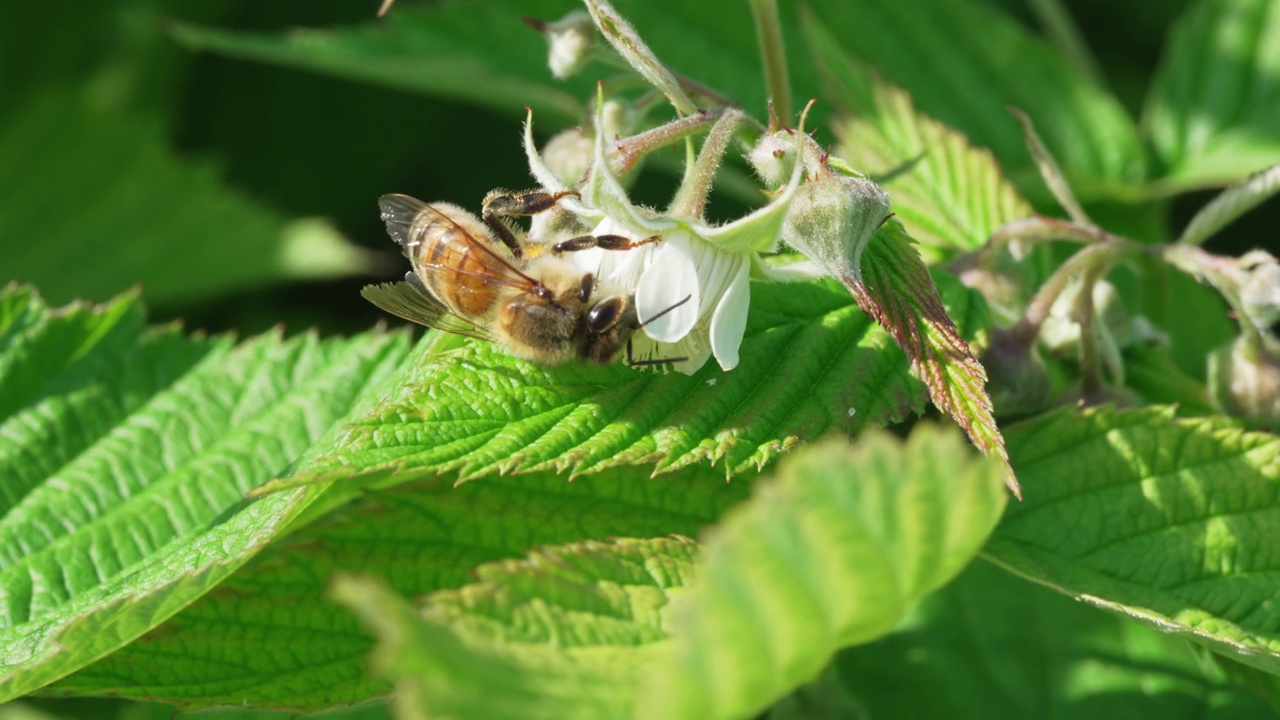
[522, 100, 808, 374]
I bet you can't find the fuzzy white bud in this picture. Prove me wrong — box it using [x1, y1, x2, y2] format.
[542, 11, 596, 79]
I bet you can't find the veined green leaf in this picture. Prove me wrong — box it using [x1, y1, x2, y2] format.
[258, 276, 984, 495]
[989, 405, 1280, 675]
[834, 560, 1276, 719]
[802, 12, 1034, 262]
[334, 539, 696, 720]
[855, 223, 1015, 494]
[1145, 0, 1280, 193]
[803, 0, 1146, 203]
[1177, 162, 1280, 246]
[639, 425, 1006, 720]
[325, 426, 1004, 720]
[0, 285, 412, 702]
[52, 468, 750, 709]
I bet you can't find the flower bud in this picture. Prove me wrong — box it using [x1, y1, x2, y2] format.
[538, 101, 632, 189]
[948, 251, 1031, 327]
[747, 128, 824, 188]
[539, 11, 596, 79]
[1239, 250, 1280, 331]
[1208, 336, 1280, 432]
[983, 330, 1052, 416]
[1038, 277, 1132, 385]
[780, 175, 891, 279]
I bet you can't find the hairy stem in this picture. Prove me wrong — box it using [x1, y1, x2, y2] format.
[749, 0, 792, 121]
[1011, 241, 1119, 346]
[670, 110, 748, 217]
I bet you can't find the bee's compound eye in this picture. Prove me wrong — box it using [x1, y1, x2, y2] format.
[578, 273, 594, 302]
[587, 297, 625, 332]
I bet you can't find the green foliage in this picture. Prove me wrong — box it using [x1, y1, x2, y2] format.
[328, 426, 1004, 720]
[1145, 0, 1280, 192]
[4, 0, 1280, 717]
[990, 406, 1280, 675]
[0, 94, 371, 307]
[0, 287, 411, 701]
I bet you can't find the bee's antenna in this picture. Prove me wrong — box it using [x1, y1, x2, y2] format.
[638, 294, 693, 328]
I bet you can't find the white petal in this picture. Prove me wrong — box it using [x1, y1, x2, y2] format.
[630, 332, 711, 375]
[590, 217, 651, 288]
[686, 235, 742, 314]
[560, 245, 605, 277]
[636, 230, 699, 342]
[709, 258, 750, 371]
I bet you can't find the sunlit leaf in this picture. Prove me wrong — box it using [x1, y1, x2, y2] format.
[257, 276, 986, 495]
[0, 285, 411, 702]
[328, 426, 1005, 720]
[989, 405, 1280, 675]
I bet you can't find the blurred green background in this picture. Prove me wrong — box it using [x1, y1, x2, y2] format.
[3, 0, 1272, 347]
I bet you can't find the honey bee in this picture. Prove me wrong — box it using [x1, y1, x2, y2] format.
[362, 190, 688, 365]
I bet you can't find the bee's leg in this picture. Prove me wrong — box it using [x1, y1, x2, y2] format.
[481, 188, 580, 258]
[553, 234, 661, 254]
[483, 189, 580, 218]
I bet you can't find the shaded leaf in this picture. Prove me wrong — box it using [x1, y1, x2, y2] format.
[803, 18, 1034, 262]
[172, 0, 594, 127]
[1145, 0, 1280, 192]
[803, 0, 1146, 202]
[0, 93, 372, 307]
[328, 426, 1005, 720]
[332, 539, 694, 720]
[835, 560, 1277, 719]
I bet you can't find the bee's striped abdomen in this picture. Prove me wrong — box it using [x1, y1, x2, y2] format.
[411, 216, 507, 319]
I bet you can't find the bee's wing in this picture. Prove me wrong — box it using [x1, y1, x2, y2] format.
[361, 279, 494, 342]
[379, 193, 538, 294]
[378, 194, 433, 252]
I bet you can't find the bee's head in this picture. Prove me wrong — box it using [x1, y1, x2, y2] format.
[582, 294, 638, 365]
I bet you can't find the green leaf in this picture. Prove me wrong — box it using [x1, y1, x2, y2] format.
[1125, 345, 1217, 416]
[854, 223, 1016, 494]
[0, 93, 373, 307]
[802, 15, 1034, 262]
[51, 468, 750, 709]
[803, 0, 1146, 203]
[1177, 162, 1280, 245]
[0, 285, 412, 702]
[638, 425, 1007, 720]
[1145, 0, 1280, 193]
[988, 405, 1280, 676]
[325, 426, 1004, 720]
[834, 560, 1277, 719]
[258, 276, 970, 495]
[334, 538, 696, 720]
[172, 0, 595, 127]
